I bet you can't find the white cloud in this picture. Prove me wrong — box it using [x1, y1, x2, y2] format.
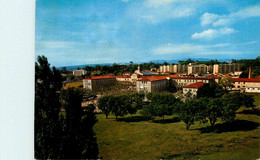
[200, 5, 260, 27]
[232, 5, 260, 18]
[200, 12, 219, 26]
[152, 43, 231, 55]
[191, 27, 236, 40]
[126, 0, 197, 24]
[191, 29, 218, 40]
[144, 0, 191, 7]
[219, 27, 236, 34]
[212, 18, 232, 27]
[121, 0, 129, 3]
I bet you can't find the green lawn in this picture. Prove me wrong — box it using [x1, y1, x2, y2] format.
[94, 108, 260, 159]
[63, 81, 83, 89]
[246, 93, 260, 107]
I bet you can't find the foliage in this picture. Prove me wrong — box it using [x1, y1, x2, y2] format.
[140, 104, 156, 122]
[197, 83, 223, 98]
[35, 55, 63, 159]
[98, 95, 113, 119]
[35, 55, 99, 159]
[238, 56, 260, 78]
[60, 88, 99, 159]
[206, 98, 223, 127]
[175, 100, 197, 130]
[146, 93, 178, 119]
[219, 75, 233, 90]
[98, 94, 144, 119]
[111, 96, 128, 119]
[82, 62, 160, 76]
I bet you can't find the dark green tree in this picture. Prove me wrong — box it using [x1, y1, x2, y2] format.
[60, 88, 99, 159]
[175, 100, 197, 130]
[140, 104, 156, 122]
[98, 95, 113, 119]
[35, 55, 63, 159]
[111, 96, 128, 120]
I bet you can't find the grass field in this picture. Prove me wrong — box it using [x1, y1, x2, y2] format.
[63, 81, 83, 89]
[94, 107, 260, 159]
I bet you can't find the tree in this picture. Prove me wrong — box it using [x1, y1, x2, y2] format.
[35, 55, 63, 159]
[219, 75, 233, 91]
[60, 88, 99, 159]
[111, 96, 128, 120]
[61, 67, 68, 73]
[241, 94, 255, 109]
[140, 104, 156, 122]
[206, 98, 223, 127]
[147, 93, 177, 119]
[197, 83, 219, 98]
[35, 55, 99, 159]
[175, 100, 197, 130]
[98, 95, 113, 119]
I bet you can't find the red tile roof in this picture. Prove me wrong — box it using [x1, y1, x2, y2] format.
[115, 76, 131, 78]
[183, 82, 205, 88]
[84, 76, 116, 80]
[137, 76, 167, 82]
[231, 78, 260, 82]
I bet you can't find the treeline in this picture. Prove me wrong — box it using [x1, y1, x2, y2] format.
[82, 62, 161, 76]
[98, 93, 144, 119]
[98, 92, 254, 130]
[235, 56, 260, 78]
[175, 93, 254, 130]
[35, 56, 99, 159]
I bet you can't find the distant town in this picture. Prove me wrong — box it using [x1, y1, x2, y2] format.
[62, 58, 260, 95]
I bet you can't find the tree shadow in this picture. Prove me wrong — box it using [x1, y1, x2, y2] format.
[117, 116, 148, 122]
[198, 120, 260, 133]
[237, 109, 260, 116]
[153, 117, 180, 124]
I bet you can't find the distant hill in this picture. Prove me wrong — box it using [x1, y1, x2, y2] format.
[57, 63, 112, 70]
[57, 58, 233, 70]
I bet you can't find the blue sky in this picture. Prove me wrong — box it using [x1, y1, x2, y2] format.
[36, 0, 260, 67]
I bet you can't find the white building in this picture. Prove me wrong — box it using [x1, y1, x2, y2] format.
[183, 82, 205, 96]
[73, 69, 87, 76]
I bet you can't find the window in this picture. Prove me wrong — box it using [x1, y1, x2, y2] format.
[253, 88, 255, 90]
[238, 82, 240, 84]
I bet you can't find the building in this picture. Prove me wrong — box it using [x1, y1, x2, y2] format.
[231, 78, 260, 93]
[136, 76, 167, 93]
[188, 63, 209, 75]
[169, 76, 215, 87]
[83, 76, 116, 91]
[115, 76, 132, 82]
[213, 63, 241, 74]
[73, 69, 87, 76]
[183, 82, 205, 96]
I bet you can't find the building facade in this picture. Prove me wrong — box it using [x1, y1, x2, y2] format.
[83, 76, 116, 91]
[136, 77, 167, 93]
[231, 78, 260, 93]
[183, 82, 205, 96]
[73, 69, 87, 76]
[213, 63, 241, 74]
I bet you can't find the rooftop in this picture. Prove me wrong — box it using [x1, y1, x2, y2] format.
[231, 78, 260, 82]
[183, 82, 205, 88]
[137, 76, 167, 82]
[84, 76, 116, 80]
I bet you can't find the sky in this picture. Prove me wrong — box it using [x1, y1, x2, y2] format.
[36, 0, 260, 67]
